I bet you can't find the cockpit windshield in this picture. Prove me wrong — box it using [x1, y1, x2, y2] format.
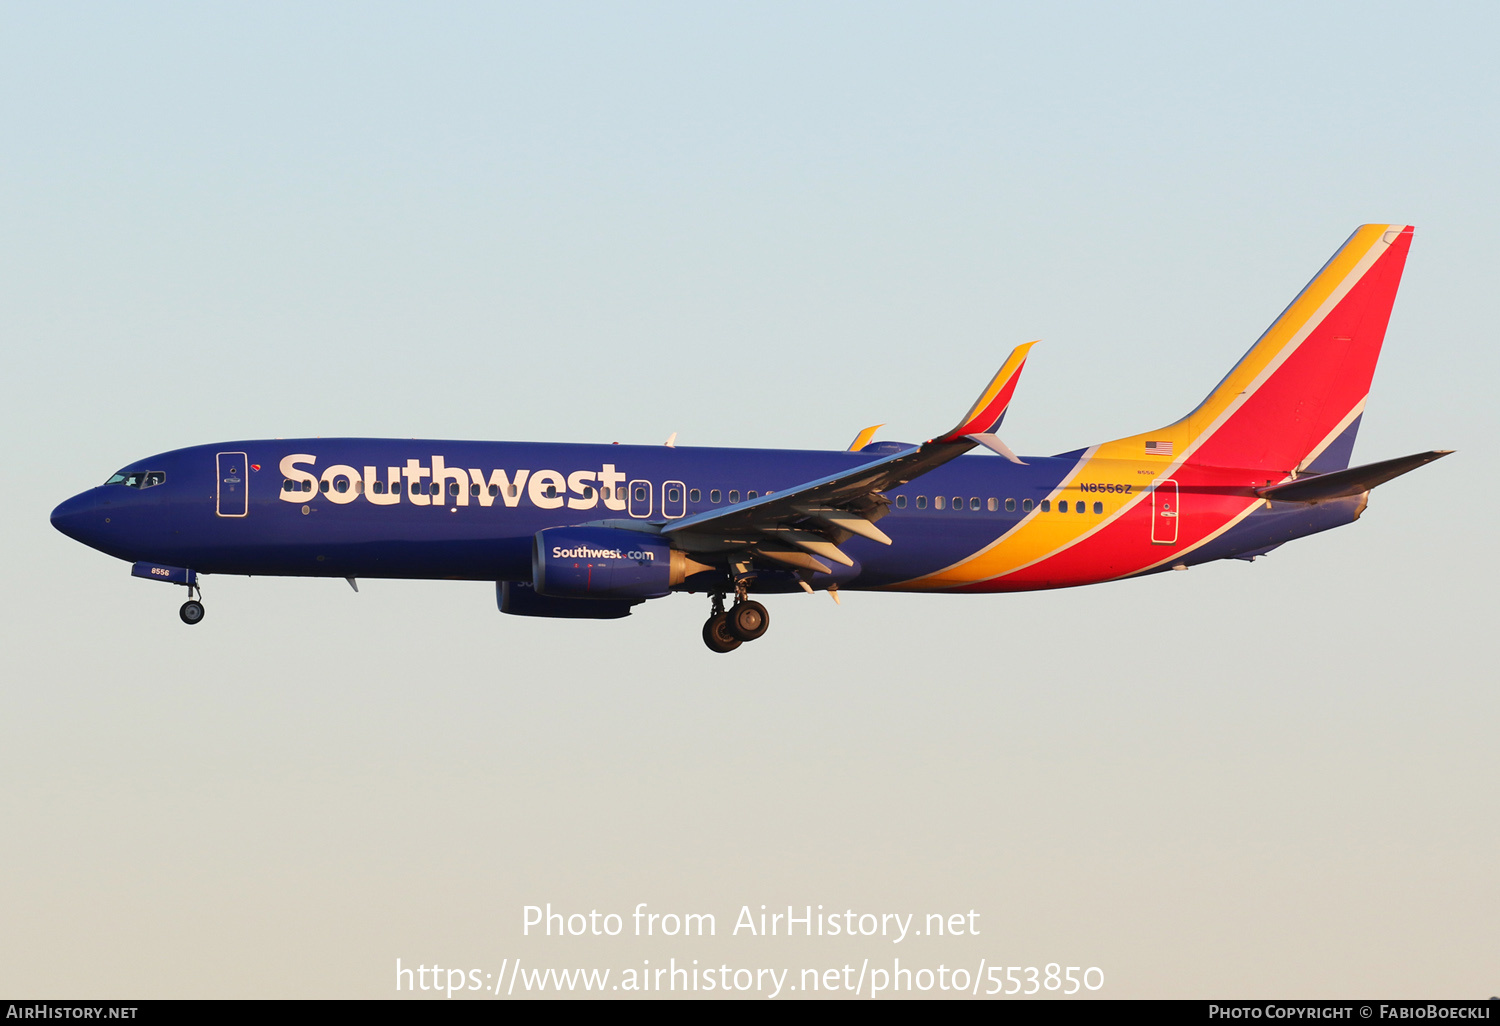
[105, 470, 165, 489]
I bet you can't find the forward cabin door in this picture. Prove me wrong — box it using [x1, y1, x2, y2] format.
[217, 452, 249, 517]
[1151, 478, 1179, 545]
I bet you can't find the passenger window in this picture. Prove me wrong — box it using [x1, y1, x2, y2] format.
[951, 496, 962, 510]
[547, 485, 560, 499]
[355, 480, 364, 494]
[320, 481, 330, 493]
[409, 483, 419, 495]
[633, 486, 646, 502]
[449, 482, 460, 496]
[1040, 499, 1050, 512]
[710, 489, 721, 503]
[987, 497, 998, 511]
[1075, 501, 1085, 513]
[916, 495, 927, 509]
[748, 491, 758, 500]
[666, 487, 681, 502]
[489, 484, 499, 496]
[1004, 498, 1016, 512]
[934, 496, 945, 510]
[470, 483, 480, 496]
[509, 485, 518, 498]
[334, 479, 348, 493]
[583, 486, 594, 499]
[1093, 501, 1103, 514]
[896, 495, 907, 509]
[1022, 498, 1033, 512]
[1057, 499, 1066, 512]
[689, 489, 701, 502]
[282, 480, 294, 492]
[729, 490, 740, 503]
[302, 480, 312, 492]
[970, 497, 980, 511]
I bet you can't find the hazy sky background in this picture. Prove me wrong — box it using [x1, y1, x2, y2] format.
[2, 1, 1495, 998]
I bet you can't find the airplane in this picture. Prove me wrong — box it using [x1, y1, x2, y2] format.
[50, 223, 1450, 652]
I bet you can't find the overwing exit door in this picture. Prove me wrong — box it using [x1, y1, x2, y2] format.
[1151, 479, 1179, 545]
[628, 479, 652, 518]
[217, 452, 248, 517]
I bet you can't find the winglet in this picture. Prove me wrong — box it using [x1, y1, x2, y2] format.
[847, 424, 885, 452]
[933, 341, 1037, 443]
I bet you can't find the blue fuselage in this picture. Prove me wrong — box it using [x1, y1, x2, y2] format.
[50, 438, 1362, 593]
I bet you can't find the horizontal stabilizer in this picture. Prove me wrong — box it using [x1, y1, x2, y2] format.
[1256, 450, 1453, 503]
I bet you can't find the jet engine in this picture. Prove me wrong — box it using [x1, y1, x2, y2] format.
[533, 527, 712, 600]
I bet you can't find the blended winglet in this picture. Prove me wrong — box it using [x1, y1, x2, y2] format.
[847, 424, 885, 452]
[933, 341, 1037, 444]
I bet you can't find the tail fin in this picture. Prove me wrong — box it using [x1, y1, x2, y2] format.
[1100, 225, 1414, 473]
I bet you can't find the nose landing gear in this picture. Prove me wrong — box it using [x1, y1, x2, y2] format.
[701, 592, 770, 653]
[179, 582, 205, 625]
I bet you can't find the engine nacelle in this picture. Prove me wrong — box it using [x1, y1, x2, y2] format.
[533, 527, 711, 600]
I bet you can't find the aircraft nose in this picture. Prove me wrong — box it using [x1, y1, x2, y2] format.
[50, 489, 104, 545]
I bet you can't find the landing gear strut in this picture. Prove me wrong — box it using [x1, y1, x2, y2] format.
[701, 591, 770, 653]
[179, 582, 205, 625]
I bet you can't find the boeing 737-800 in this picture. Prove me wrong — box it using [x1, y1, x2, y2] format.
[51, 224, 1449, 651]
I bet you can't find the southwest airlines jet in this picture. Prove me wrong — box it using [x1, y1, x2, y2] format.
[51, 225, 1449, 652]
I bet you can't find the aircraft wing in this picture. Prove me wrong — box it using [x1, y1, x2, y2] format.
[662, 343, 1035, 571]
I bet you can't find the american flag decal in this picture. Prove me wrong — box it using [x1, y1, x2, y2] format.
[1145, 440, 1173, 456]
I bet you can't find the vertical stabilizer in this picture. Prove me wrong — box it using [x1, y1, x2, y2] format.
[1098, 224, 1413, 473]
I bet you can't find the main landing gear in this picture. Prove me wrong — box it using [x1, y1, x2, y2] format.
[179, 583, 205, 625]
[702, 592, 770, 653]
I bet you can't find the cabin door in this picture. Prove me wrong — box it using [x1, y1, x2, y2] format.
[217, 452, 249, 517]
[628, 479, 653, 519]
[1151, 479, 1179, 545]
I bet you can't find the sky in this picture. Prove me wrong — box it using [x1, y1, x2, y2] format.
[1, 1, 1496, 1000]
